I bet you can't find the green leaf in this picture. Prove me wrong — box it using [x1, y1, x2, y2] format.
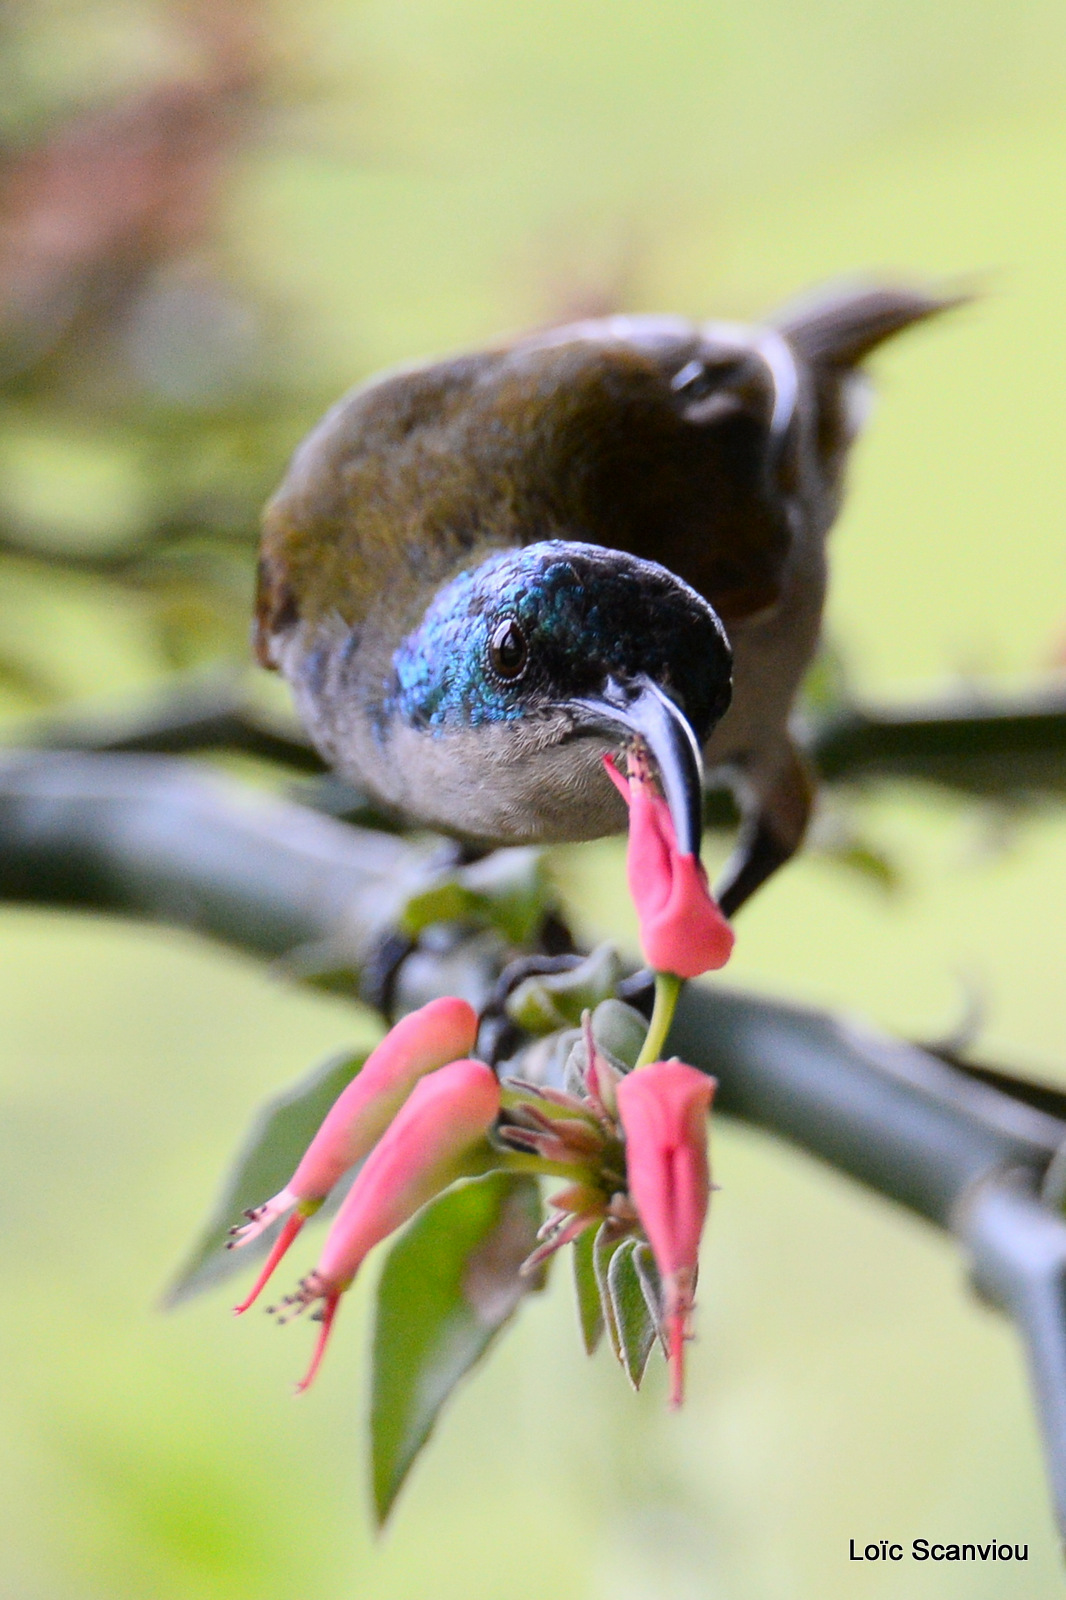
[371, 1171, 543, 1525]
[824, 837, 901, 894]
[505, 943, 623, 1033]
[592, 1221, 626, 1360]
[590, 998, 648, 1070]
[162, 1046, 369, 1307]
[401, 847, 548, 944]
[800, 636, 852, 716]
[631, 1240, 666, 1354]
[562, 998, 649, 1094]
[572, 1222, 604, 1355]
[607, 1238, 658, 1389]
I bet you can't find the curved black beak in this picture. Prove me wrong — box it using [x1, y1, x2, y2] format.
[570, 676, 706, 859]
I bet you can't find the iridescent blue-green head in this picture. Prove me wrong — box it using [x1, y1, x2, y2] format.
[375, 541, 732, 853]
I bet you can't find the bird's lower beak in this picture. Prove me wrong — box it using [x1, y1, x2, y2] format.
[569, 676, 706, 859]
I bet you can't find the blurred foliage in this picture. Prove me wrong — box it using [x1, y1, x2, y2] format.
[0, 0, 319, 699]
[164, 1042, 367, 1306]
[3, 0, 1066, 1596]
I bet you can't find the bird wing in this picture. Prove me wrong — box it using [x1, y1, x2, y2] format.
[502, 286, 964, 625]
[254, 285, 965, 665]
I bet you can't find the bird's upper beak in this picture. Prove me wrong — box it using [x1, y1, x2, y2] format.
[569, 676, 706, 859]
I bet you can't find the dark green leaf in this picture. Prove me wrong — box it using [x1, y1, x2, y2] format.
[632, 1240, 666, 1354]
[371, 1171, 543, 1525]
[607, 1238, 657, 1388]
[505, 943, 623, 1033]
[592, 1220, 626, 1360]
[572, 1222, 604, 1355]
[590, 998, 649, 1070]
[162, 1046, 368, 1307]
[562, 999, 649, 1094]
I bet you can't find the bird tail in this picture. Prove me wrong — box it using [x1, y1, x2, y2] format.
[770, 280, 972, 369]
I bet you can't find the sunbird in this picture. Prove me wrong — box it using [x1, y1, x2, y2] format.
[256, 282, 957, 914]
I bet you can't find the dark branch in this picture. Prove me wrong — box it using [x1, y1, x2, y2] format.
[0, 519, 256, 578]
[810, 684, 1066, 800]
[1, 749, 1058, 1188]
[25, 676, 327, 773]
[15, 678, 1066, 816]
[0, 748, 422, 963]
[667, 987, 1062, 1228]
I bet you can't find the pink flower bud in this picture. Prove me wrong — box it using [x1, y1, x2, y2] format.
[230, 997, 477, 1312]
[615, 1060, 715, 1406]
[277, 1058, 500, 1391]
[289, 998, 479, 1199]
[605, 754, 733, 978]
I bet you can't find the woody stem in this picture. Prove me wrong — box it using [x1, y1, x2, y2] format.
[636, 971, 683, 1067]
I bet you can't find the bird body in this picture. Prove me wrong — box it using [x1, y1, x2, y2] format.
[257, 284, 959, 912]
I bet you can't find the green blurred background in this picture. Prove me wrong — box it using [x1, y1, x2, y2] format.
[2, 0, 1066, 1594]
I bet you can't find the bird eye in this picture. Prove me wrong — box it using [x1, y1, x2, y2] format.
[488, 617, 528, 680]
[671, 354, 745, 402]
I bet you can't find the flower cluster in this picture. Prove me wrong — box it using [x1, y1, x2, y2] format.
[497, 1014, 716, 1405]
[231, 998, 716, 1404]
[229, 741, 729, 1403]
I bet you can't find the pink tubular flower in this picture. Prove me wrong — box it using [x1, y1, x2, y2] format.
[615, 1060, 716, 1407]
[275, 1058, 500, 1391]
[229, 997, 478, 1312]
[605, 753, 733, 978]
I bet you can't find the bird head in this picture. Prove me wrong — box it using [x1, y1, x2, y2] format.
[379, 539, 732, 853]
